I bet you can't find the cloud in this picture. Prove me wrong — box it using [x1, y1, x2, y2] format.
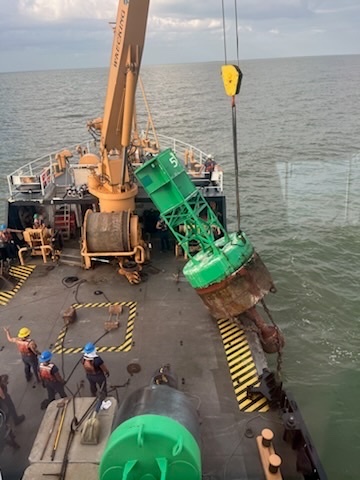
[239, 25, 253, 33]
[0, 0, 359, 72]
[18, 0, 118, 21]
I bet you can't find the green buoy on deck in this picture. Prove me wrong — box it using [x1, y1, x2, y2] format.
[99, 414, 201, 480]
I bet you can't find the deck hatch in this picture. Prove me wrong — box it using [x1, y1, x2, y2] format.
[218, 318, 269, 412]
[52, 301, 136, 354]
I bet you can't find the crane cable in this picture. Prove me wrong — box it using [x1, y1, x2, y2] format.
[221, 0, 243, 232]
[221, 0, 227, 64]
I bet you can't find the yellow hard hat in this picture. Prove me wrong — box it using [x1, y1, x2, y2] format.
[18, 327, 31, 338]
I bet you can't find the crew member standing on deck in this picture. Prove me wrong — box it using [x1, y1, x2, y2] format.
[0, 224, 19, 261]
[3, 327, 41, 382]
[81, 343, 109, 397]
[38, 351, 67, 405]
[203, 154, 216, 174]
[156, 217, 170, 252]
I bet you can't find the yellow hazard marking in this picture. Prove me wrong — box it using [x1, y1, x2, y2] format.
[52, 301, 136, 354]
[218, 318, 269, 413]
[0, 265, 36, 306]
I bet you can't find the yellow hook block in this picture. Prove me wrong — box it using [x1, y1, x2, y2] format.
[221, 64, 243, 96]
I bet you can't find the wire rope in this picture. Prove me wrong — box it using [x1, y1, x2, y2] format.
[234, 0, 240, 66]
[221, 0, 242, 231]
[221, 0, 227, 64]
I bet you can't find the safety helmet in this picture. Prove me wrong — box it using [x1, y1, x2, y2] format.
[83, 342, 96, 355]
[18, 327, 31, 338]
[0, 224, 6, 231]
[39, 350, 52, 363]
[207, 154, 213, 160]
[33, 213, 39, 219]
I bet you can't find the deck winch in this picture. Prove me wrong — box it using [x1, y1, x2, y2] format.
[81, 210, 146, 270]
[135, 149, 276, 325]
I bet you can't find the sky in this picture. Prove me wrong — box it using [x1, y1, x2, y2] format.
[0, 0, 359, 73]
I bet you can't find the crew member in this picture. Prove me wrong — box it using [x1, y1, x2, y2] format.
[81, 343, 109, 397]
[204, 154, 216, 173]
[32, 213, 44, 229]
[156, 217, 170, 252]
[3, 327, 41, 382]
[0, 224, 19, 261]
[0, 374, 25, 426]
[38, 351, 67, 404]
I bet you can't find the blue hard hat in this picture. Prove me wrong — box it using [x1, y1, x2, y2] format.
[0, 224, 6, 231]
[39, 350, 52, 363]
[83, 342, 96, 354]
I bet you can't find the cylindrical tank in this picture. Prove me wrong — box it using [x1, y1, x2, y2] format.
[99, 385, 201, 480]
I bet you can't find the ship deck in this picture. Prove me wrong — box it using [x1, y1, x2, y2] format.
[0, 235, 307, 480]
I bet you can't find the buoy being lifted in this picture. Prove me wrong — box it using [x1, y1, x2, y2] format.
[135, 149, 284, 353]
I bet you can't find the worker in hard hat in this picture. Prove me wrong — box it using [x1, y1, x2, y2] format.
[81, 342, 109, 397]
[3, 327, 41, 382]
[38, 351, 67, 407]
[32, 213, 44, 229]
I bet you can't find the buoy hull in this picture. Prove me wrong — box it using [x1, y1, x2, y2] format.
[195, 252, 274, 320]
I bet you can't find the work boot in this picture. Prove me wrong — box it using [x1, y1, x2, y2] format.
[14, 414, 25, 426]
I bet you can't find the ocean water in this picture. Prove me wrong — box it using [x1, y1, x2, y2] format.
[0, 55, 360, 479]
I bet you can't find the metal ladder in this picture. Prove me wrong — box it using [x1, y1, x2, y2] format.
[55, 205, 71, 241]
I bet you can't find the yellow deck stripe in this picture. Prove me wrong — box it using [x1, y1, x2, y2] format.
[234, 369, 259, 388]
[229, 355, 254, 373]
[235, 375, 261, 396]
[52, 302, 137, 354]
[0, 291, 16, 299]
[0, 265, 36, 306]
[227, 344, 252, 361]
[218, 318, 269, 413]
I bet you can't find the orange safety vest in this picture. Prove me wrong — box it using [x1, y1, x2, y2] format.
[16, 338, 35, 356]
[82, 358, 97, 375]
[39, 363, 55, 382]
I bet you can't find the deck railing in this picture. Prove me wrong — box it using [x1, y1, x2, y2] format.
[7, 134, 223, 200]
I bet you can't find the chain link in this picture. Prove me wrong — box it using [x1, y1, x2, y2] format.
[260, 298, 283, 380]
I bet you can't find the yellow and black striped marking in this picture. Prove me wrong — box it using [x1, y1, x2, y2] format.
[218, 318, 269, 413]
[52, 301, 137, 354]
[0, 265, 36, 306]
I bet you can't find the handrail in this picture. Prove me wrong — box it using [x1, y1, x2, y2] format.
[7, 134, 223, 199]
